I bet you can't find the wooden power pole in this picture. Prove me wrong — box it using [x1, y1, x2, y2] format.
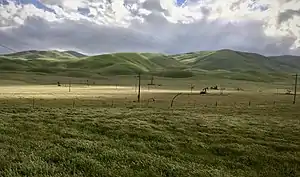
[190, 84, 195, 94]
[147, 75, 155, 91]
[150, 76, 154, 85]
[293, 74, 298, 104]
[137, 73, 141, 102]
[69, 80, 71, 92]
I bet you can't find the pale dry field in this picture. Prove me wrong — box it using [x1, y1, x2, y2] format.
[0, 84, 293, 108]
[0, 85, 245, 99]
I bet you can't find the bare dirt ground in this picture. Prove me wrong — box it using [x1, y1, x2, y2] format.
[0, 85, 245, 99]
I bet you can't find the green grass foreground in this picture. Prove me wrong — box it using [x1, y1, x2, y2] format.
[0, 99, 300, 177]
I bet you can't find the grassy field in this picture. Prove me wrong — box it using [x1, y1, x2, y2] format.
[0, 83, 299, 177]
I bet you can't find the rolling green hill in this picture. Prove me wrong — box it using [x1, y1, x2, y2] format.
[269, 55, 300, 71]
[0, 49, 299, 83]
[64, 50, 87, 57]
[169, 49, 293, 72]
[3, 50, 80, 60]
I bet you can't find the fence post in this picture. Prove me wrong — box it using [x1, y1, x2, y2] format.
[72, 99, 75, 108]
[249, 101, 251, 106]
[215, 101, 218, 107]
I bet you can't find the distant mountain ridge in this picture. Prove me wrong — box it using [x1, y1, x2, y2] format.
[1, 49, 300, 82]
[3, 50, 86, 59]
[64, 51, 87, 57]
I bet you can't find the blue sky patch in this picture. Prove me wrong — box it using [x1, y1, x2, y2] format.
[1, 0, 55, 13]
[176, 0, 187, 6]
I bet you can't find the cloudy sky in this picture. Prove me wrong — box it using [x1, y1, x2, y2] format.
[0, 0, 299, 56]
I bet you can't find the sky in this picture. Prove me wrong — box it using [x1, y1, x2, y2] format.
[0, 0, 299, 56]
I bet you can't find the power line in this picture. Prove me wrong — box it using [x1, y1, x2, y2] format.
[0, 44, 17, 53]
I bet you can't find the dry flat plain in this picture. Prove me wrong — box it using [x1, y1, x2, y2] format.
[0, 85, 243, 99]
[0, 83, 300, 177]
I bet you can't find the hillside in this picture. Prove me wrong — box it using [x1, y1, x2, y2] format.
[0, 49, 300, 83]
[3, 50, 81, 60]
[169, 49, 299, 73]
[64, 50, 87, 57]
[269, 55, 300, 71]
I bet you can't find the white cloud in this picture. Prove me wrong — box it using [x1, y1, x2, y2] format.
[0, 0, 299, 56]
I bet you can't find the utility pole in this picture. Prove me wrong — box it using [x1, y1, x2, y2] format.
[148, 75, 155, 91]
[137, 73, 141, 102]
[293, 73, 298, 104]
[190, 84, 195, 94]
[150, 76, 154, 85]
[134, 76, 138, 93]
[69, 80, 71, 92]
